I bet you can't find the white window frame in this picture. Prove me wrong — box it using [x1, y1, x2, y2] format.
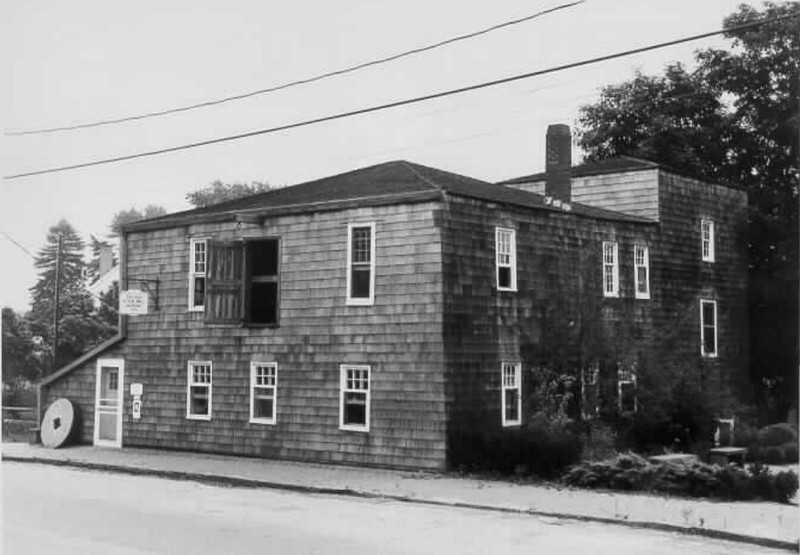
[634, 245, 650, 300]
[250, 362, 277, 425]
[617, 363, 637, 413]
[495, 227, 517, 292]
[700, 299, 718, 357]
[340, 365, 371, 432]
[186, 361, 212, 420]
[602, 241, 619, 298]
[188, 238, 208, 311]
[501, 362, 522, 427]
[701, 219, 715, 262]
[346, 223, 376, 306]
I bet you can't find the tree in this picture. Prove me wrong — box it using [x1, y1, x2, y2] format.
[186, 180, 272, 208]
[110, 205, 167, 236]
[29, 220, 117, 370]
[1, 307, 44, 384]
[576, 2, 799, 418]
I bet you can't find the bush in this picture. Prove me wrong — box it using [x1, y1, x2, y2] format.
[763, 446, 786, 465]
[782, 442, 799, 464]
[449, 418, 583, 478]
[757, 423, 798, 447]
[562, 454, 798, 503]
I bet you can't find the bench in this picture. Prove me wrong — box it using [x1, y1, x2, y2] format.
[708, 446, 748, 466]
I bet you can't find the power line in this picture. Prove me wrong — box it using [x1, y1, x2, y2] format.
[5, 11, 798, 181]
[5, 1, 585, 137]
[1, 231, 36, 258]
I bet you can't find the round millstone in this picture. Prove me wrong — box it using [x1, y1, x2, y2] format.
[40, 398, 77, 448]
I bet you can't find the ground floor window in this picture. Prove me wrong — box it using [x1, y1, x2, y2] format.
[340, 365, 370, 431]
[501, 362, 521, 426]
[617, 363, 637, 413]
[187, 361, 212, 420]
[250, 362, 277, 424]
[581, 362, 599, 419]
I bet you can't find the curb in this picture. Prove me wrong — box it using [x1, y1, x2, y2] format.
[4, 455, 798, 553]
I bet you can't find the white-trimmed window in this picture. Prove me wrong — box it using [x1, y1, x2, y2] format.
[700, 299, 718, 357]
[187, 361, 212, 420]
[250, 362, 277, 424]
[701, 219, 715, 262]
[501, 362, 521, 426]
[581, 362, 599, 420]
[495, 228, 517, 291]
[602, 241, 619, 297]
[346, 223, 376, 305]
[340, 365, 370, 431]
[617, 363, 637, 413]
[634, 245, 650, 300]
[189, 239, 207, 310]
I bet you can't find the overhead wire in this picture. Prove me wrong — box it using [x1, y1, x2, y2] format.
[4, 10, 798, 181]
[5, 1, 585, 136]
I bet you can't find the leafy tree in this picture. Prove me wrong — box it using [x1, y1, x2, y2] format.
[186, 180, 272, 208]
[110, 205, 167, 236]
[576, 1, 798, 418]
[28, 220, 117, 370]
[1, 307, 44, 384]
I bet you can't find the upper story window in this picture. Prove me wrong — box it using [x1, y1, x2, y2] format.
[701, 219, 715, 262]
[247, 240, 279, 324]
[203, 239, 280, 326]
[700, 299, 718, 357]
[602, 241, 619, 298]
[634, 245, 650, 300]
[189, 239, 207, 311]
[347, 223, 376, 306]
[187, 361, 212, 420]
[501, 362, 521, 426]
[340, 365, 370, 432]
[495, 227, 517, 291]
[250, 362, 277, 424]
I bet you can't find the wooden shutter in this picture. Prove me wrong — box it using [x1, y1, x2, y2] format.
[205, 241, 244, 324]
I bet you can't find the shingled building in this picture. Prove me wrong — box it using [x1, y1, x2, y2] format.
[38, 125, 748, 470]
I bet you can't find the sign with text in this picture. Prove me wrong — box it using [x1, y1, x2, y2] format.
[120, 289, 149, 315]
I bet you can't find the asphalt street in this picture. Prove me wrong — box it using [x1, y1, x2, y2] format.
[2, 463, 788, 554]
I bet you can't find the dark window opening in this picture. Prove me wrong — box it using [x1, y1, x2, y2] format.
[247, 240, 279, 325]
[351, 268, 371, 298]
[344, 392, 367, 426]
[498, 267, 511, 289]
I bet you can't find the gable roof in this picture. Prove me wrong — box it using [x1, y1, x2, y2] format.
[497, 156, 660, 185]
[125, 160, 651, 232]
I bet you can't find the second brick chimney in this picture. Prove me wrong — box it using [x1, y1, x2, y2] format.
[545, 124, 572, 203]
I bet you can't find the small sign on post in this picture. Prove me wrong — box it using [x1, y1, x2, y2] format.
[120, 290, 149, 315]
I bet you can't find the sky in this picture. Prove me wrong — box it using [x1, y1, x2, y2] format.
[0, 0, 753, 312]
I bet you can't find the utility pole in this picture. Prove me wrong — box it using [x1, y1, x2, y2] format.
[52, 233, 62, 371]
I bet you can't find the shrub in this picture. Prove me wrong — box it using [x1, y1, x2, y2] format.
[448, 418, 583, 478]
[782, 442, 799, 464]
[562, 454, 798, 503]
[763, 446, 786, 465]
[757, 423, 798, 447]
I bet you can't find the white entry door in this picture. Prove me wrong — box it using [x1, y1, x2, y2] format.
[94, 358, 124, 447]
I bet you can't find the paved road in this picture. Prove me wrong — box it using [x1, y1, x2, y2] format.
[2, 463, 787, 554]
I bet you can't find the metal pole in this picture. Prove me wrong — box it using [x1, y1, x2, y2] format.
[52, 233, 61, 371]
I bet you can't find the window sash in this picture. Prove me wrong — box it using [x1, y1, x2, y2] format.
[700, 300, 718, 356]
[701, 220, 715, 262]
[495, 228, 517, 291]
[250, 363, 277, 423]
[634, 245, 650, 299]
[346, 223, 376, 305]
[340, 365, 370, 431]
[602, 242, 619, 297]
[187, 361, 212, 419]
[189, 239, 208, 310]
[501, 362, 521, 426]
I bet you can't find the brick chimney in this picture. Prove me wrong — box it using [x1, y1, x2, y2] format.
[545, 124, 572, 203]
